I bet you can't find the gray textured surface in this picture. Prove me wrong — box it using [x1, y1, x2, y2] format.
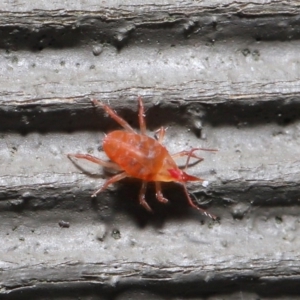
[1, 1, 300, 299]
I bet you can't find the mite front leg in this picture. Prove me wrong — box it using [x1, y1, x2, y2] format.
[154, 127, 167, 143]
[171, 147, 217, 170]
[138, 96, 147, 135]
[182, 183, 217, 220]
[139, 181, 152, 211]
[155, 182, 168, 203]
[67, 153, 121, 170]
[91, 172, 128, 197]
[91, 99, 136, 133]
[171, 150, 204, 161]
[183, 148, 217, 170]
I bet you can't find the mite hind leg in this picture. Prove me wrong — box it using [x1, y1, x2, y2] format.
[139, 181, 152, 211]
[155, 182, 168, 203]
[138, 96, 147, 135]
[91, 172, 128, 197]
[91, 99, 136, 133]
[67, 153, 121, 171]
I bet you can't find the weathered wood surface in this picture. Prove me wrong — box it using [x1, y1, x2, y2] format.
[1, 1, 300, 299]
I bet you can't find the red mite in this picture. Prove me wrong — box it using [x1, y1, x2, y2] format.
[68, 97, 217, 220]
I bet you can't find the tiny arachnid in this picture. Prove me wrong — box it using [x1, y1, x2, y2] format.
[68, 97, 217, 220]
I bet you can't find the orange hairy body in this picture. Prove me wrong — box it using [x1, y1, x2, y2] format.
[68, 97, 217, 219]
[103, 130, 177, 182]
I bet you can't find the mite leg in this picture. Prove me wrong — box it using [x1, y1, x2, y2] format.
[91, 99, 136, 133]
[139, 181, 152, 211]
[155, 182, 168, 203]
[182, 183, 217, 220]
[138, 96, 147, 135]
[183, 148, 217, 170]
[171, 150, 204, 170]
[67, 153, 121, 170]
[172, 147, 217, 170]
[91, 172, 128, 197]
[154, 127, 167, 143]
[171, 150, 204, 161]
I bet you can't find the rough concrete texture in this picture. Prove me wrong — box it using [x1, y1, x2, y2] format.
[1, 1, 300, 299]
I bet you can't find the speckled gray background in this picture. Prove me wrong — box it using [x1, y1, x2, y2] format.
[1, 1, 300, 299]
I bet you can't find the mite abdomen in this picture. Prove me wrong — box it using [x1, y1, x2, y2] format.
[103, 130, 167, 180]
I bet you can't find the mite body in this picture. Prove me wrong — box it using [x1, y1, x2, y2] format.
[68, 97, 217, 219]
